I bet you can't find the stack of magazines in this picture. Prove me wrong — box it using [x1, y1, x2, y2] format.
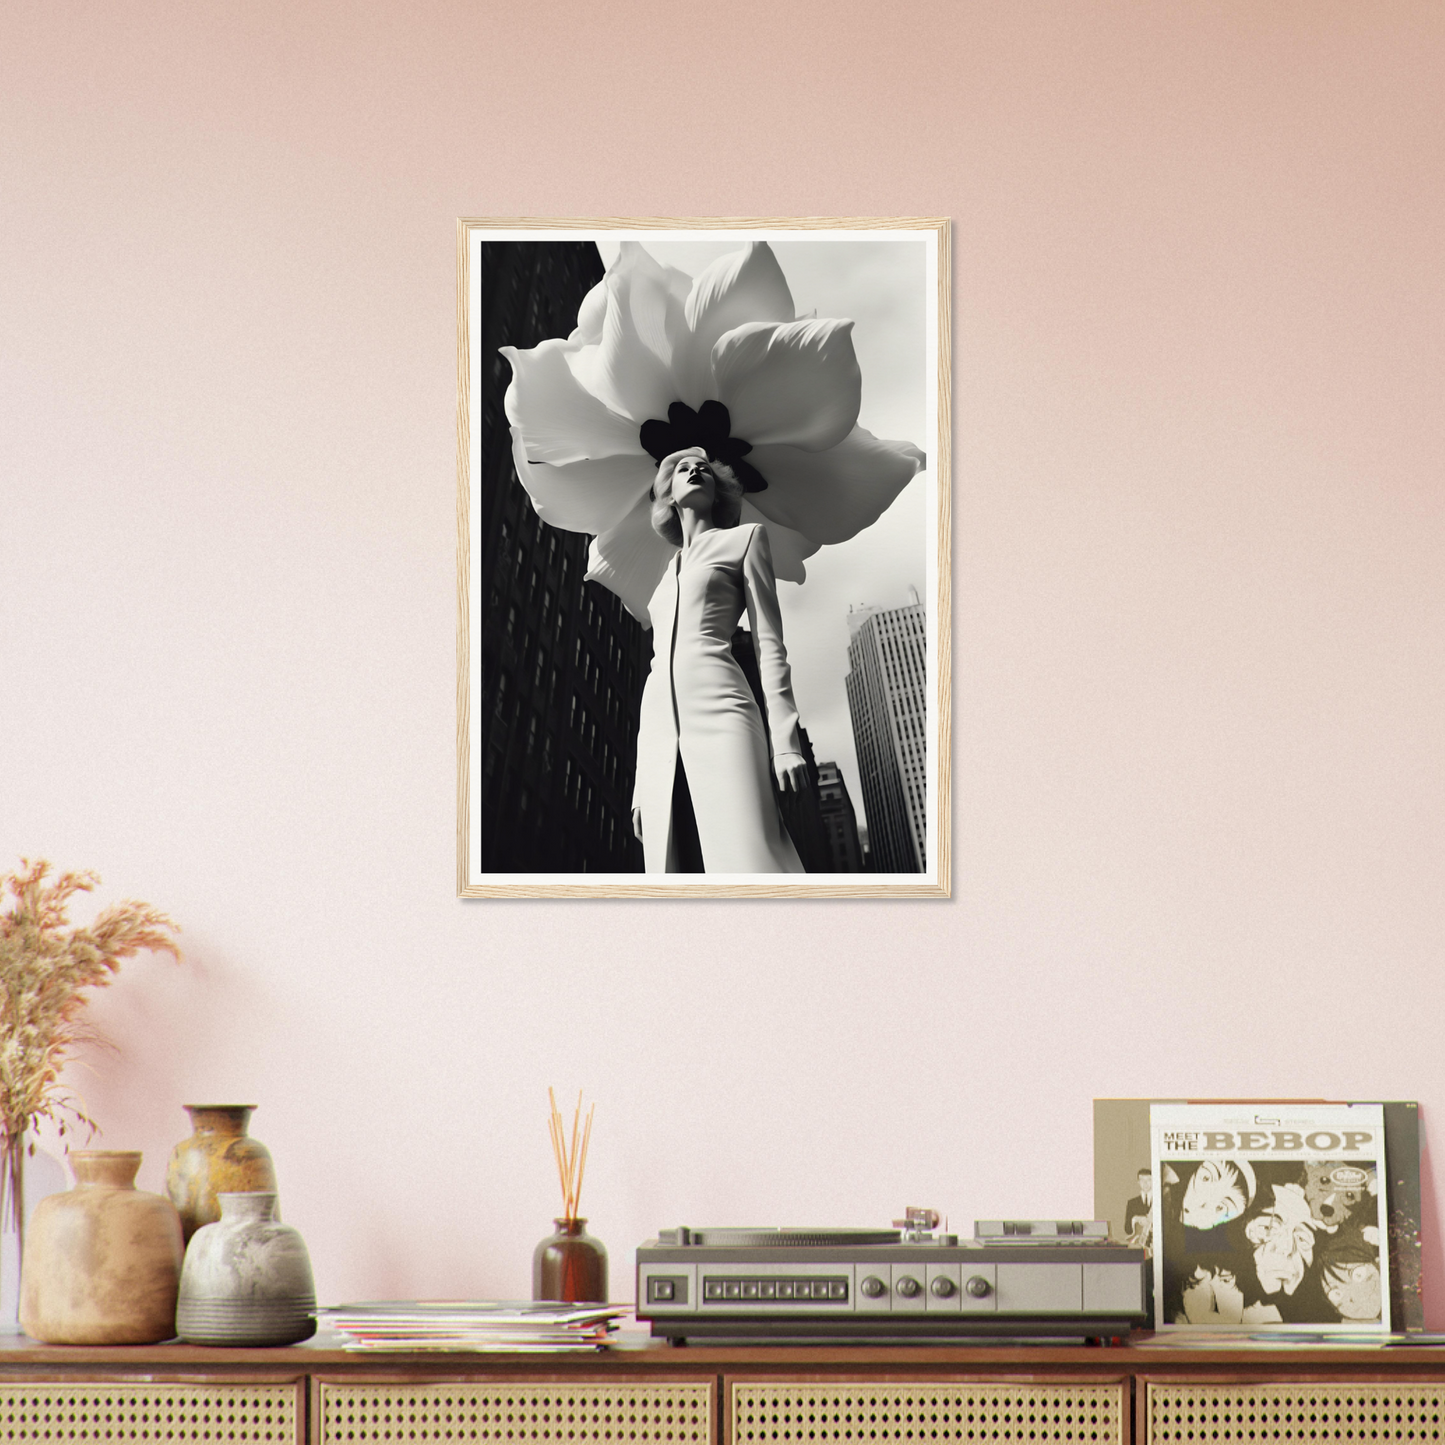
[315, 1301, 630, 1352]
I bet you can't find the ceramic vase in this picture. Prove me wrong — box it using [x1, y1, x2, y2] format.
[165, 1105, 278, 1242]
[19, 1150, 183, 1345]
[533, 1218, 608, 1303]
[176, 1192, 316, 1346]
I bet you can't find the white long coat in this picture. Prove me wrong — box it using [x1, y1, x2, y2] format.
[632, 523, 805, 874]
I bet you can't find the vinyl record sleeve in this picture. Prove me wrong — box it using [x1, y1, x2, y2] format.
[1094, 1098, 1421, 1332]
[1149, 1101, 1390, 1333]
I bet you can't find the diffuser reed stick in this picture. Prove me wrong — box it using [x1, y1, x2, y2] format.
[548, 1087, 594, 1224]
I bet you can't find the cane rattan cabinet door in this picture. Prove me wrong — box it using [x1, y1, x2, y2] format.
[318, 1378, 715, 1444]
[729, 1380, 1125, 1445]
[0, 1380, 302, 1443]
[1145, 1380, 1445, 1443]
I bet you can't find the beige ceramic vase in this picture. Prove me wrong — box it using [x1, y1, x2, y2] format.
[19, 1150, 184, 1344]
[165, 1105, 278, 1242]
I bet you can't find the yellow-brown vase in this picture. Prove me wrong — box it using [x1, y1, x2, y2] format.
[165, 1105, 278, 1242]
[19, 1150, 183, 1345]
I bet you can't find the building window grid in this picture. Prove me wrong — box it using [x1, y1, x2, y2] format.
[846, 604, 927, 873]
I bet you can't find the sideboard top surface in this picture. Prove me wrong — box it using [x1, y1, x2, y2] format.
[2, 1329, 1444, 1374]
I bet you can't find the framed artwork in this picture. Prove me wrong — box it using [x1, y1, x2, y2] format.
[457, 218, 951, 897]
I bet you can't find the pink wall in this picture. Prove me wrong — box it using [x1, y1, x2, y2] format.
[3, 1, 1443, 1315]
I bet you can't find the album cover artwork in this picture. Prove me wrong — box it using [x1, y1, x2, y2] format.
[1149, 1101, 1390, 1333]
[1094, 1098, 1421, 1333]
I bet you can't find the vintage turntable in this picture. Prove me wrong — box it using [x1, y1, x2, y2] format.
[635, 1209, 1147, 1342]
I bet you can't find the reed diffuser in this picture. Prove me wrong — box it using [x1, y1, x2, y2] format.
[532, 1089, 607, 1304]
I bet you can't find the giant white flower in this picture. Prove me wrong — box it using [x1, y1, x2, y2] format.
[501, 241, 925, 623]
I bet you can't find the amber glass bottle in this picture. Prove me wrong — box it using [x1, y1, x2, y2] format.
[533, 1218, 608, 1303]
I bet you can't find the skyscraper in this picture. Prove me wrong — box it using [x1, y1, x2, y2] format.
[478, 241, 648, 872]
[844, 596, 927, 873]
[815, 760, 864, 872]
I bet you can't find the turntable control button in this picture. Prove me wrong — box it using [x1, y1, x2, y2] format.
[930, 1276, 956, 1298]
[966, 1275, 992, 1298]
[896, 1275, 922, 1298]
[861, 1275, 886, 1299]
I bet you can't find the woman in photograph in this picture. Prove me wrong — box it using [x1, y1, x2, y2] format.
[630, 448, 809, 873]
[496, 238, 927, 878]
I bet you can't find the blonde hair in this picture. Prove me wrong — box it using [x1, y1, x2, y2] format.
[650, 448, 745, 546]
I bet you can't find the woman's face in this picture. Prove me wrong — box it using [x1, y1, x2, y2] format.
[670, 453, 717, 515]
[1180, 1160, 1249, 1229]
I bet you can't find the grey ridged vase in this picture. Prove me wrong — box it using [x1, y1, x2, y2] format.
[176, 1192, 316, 1346]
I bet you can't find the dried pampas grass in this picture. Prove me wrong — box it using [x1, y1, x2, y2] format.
[1, 859, 180, 1233]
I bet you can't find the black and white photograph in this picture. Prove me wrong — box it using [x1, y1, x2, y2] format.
[457, 221, 950, 897]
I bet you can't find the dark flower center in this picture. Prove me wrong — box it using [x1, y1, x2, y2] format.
[639, 400, 768, 492]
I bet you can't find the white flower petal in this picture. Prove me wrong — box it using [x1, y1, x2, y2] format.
[747, 426, 925, 545]
[568, 243, 691, 424]
[713, 318, 862, 451]
[686, 241, 796, 334]
[569, 276, 607, 343]
[510, 429, 653, 535]
[501, 339, 640, 464]
[671, 243, 795, 408]
[585, 491, 675, 625]
[739, 503, 818, 584]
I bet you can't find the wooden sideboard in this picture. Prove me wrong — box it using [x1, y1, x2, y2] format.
[3, 1332, 1445, 1443]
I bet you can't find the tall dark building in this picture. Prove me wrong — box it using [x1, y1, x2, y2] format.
[844, 595, 927, 873]
[815, 760, 864, 872]
[478, 242, 648, 872]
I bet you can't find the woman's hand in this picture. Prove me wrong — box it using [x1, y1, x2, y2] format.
[632, 806, 643, 842]
[774, 752, 809, 793]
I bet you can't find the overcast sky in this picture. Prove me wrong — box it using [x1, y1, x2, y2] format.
[596, 236, 933, 833]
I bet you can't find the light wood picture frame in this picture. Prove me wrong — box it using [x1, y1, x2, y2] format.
[457, 218, 951, 897]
